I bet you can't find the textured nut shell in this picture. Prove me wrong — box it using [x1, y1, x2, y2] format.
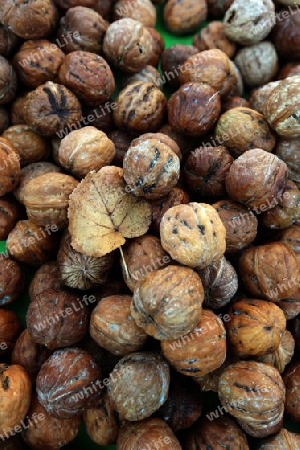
[274, 139, 300, 188]
[193, 21, 236, 58]
[278, 224, 300, 266]
[107, 352, 170, 421]
[117, 418, 182, 449]
[164, 0, 207, 35]
[90, 295, 148, 355]
[0, 364, 32, 435]
[218, 360, 285, 438]
[249, 81, 281, 114]
[0, 196, 21, 241]
[131, 132, 182, 160]
[257, 330, 295, 373]
[151, 187, 190, 234]
[0, 309, 21, 354]
[161, 309, 226, 377]
[131, 265, 204, 340]
[29, 261, 63, 300]
[257, 428, 300, 450]
[160, 202, 226, 268]
[0, 56, 17, 105]
[114, 0, 156, 27]
[0, 137, 20, 196]
[0, 258, 25, 305]
[283, 361, 300, 422]
[226, 299, 286, 357]
[279, 288, 300, 321]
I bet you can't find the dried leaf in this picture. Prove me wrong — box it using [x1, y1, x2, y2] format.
[68, 166, 152, 257]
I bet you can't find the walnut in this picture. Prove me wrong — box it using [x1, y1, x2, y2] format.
[263, 76, 300, 138]
[257, 330, 295, 373]
[36, 347, 101, 419]
[272, 7, 300, 60]
[239, 242, 299, 302]
[107, 352, 170, 421]
[278, 224, 300, 266]
[131, 132, 182, 160]
[0, 137, 20, 196]
[113, 81, 167, 133]
[224, 0, 275, 45]
[163, 0, 207, 35]
[279, 289, 300, 320]
[257, 428, 300, 450]
[108, 130, 132, 167]
[215, 108, 276, 157]
[0, 257, 25, 305]
[283, 361, 300, 422]
[213, 199, 258, 253]
[0, 196, 22, 241]
[218, 360, 285, 438]
[0, 56, 17, 105]
[81, 102, 114, 133]
[225, 149, 288, 211]
[168, 82, 221, 137]
[222, 96, 250, 112]
[249, 80, 281, 114]
[146, 27, 165, 67]
[193, 21, 236, 58]
[0, 25, 19, 57]
[234, 41, 278, 87]
[10, 93, 28, 125]
[274, 139, 300, 188]
[123, 138, 180, 199]
[160, 44, 198, 88]
[29, 261, 63, 300]
[161, 309, 226, 377]
[159, 124, 196, 158]
[184, 146, 233, 198]
[278, 62, 300, 80]
[103, 18, 153, 73]
[22, 172, 78, 229]
[113, 0, 156, 27]
[0, 309, 21, 355]
[206, 0, 233, 18]
[160, 202, 226, 269]
[122, 65, 162, 90]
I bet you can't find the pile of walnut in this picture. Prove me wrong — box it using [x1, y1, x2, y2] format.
[0, 0, 300, 448]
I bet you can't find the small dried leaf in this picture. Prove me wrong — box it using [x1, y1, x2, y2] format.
[68, 166, 152, 257]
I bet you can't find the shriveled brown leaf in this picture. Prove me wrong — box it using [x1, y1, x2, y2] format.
[68, 166, 152, 257]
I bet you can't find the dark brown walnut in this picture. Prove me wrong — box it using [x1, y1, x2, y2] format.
[6, 219, 59, 266]
[132, 132, 182, 160]
[158, 124, 196, 159]
[117, 418, 182, 449]
[123, 138, 180, 200]
[131, 265, 204, 341]
[213, 199, 258, 253]
[160, 44, 199, 88]
[23, 81, 82, 137]
[10, 93, 28, 125]
[279, 289, 300, 320]
[278, 224, 300, 266]
[108, 130, 132, 167]
[80, 336, 121, 379]
[0, 195, 22, 241]
[0, 258, 25, 305]
[278, 62, 300, 79]
[263, 76, 300, 138]
[261, 180, 300, 229]
[0, 56, 17, 105]
[161, 309, 226, 377]
[3, 125, 49, 167]
[58, 231, 114, 290]
[151, 187, 190, 235]
[272, 7, 300, 60]
[257, 428, 300, 450]
[193, 21, 236, 59]
[11, 329, 51, 381]
[164, 0, 207, 35]
[57, 6, 109, 54]
[122, 65, 162, 90]
[179, 49, 237, 98]
[1, 0, 58, 39]
[157, 372, 202, 432]
[120, 234, 170, 291]
[206, 0, 233, 18]
[234, 41, 278, 87]
[21, 394, 80, 450]
[107, 352, 170, 421]
[239, 242, 299, 302]
[218, 360, 285, 438]
[226, 298, 286, 358]
[249, 80, 280, 114]
[27, 288, 89, 350]
[283, 361, 300, 422]
[184, 414, 249, 450]
[146, 27, 165, 67]
[103, 18, 153, 73]
[225, 149, 288, 211]
[0, 137, 20, 197]
[257, 330, 295, 373]
[0, 363, 32, 436]
[0, 106, 9, 134]
[58, 51, 115, 106]
[222, 96, 250, 112]
[114, 0, 156, 27]
[113, 81, 167, 133]
[22, 172, 78, 229]
[14, 161, 62, 204]
[29, 261, 63, 300]
[168, 82, 221, 137]
[223, 0, 275, 45]
[215, 108, 276, 157]
[83, 391, 119, 446]
[0, 309, 21, 355]
[274, 139, 300, 188]
[81, 102, 114, 133]
[90, 294, 148, 355]
[0, 25, 19, 57]
[195, 256, 238, 309]
[36, 347, 101, 419]
[57, 127, 115, 179]
[13, 40, 65, 88]
[184, 146, 233, 198]
[160, 202, 226, 268]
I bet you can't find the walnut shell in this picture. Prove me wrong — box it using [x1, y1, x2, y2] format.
[29, 261, 64, 300]
[283, 361, 300, 422]
[131, 265, 204, 341]
[107, 352, 170, 421]
[0, 257, 25, 305]
[278, 289, 300, 320]
[0, 309, 21, 354]
[0, 195, 22, 241]
[278, 224, 300, 266]
[114, 0, 156, 27]
[249, 80, 281, 114]
[161, 309, 226, 377]
[257, 330, 295, 373]
[163, 0, 207, 35]
[193, 21, 236, 58]
[257, 428, 300, 450]
[160, 44, 199, 88]
[0, 137, 20, 196]
[0, 55, 17, 105]
[274, 139, 300, 188]
[160, 202, 226, 269]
